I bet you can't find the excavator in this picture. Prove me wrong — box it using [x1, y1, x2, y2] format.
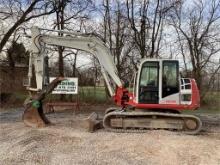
[23, 26, 202, 134]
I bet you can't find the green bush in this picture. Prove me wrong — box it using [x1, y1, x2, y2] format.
[200, 91, 220, 112]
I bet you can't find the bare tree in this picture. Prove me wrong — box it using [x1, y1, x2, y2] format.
[52, 0, 91, 77]
[170, 0, 220, 95]
[0, 0, 56, 52]
[48, 0, 90, 100]
[54, 0, 68, 77]
[126, 0, 179, 58]
[103, 0, 129, 77]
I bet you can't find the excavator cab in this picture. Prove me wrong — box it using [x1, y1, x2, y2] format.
[137, 59, 180, 105]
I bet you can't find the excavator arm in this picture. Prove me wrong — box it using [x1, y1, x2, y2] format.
[28, 26, 122, 96]
[23, 26, 128, 128]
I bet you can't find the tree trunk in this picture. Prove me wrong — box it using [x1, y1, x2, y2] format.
[56, 0, 65, 101]
[58, 47, 64, 77]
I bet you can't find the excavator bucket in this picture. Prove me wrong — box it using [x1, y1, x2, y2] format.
[23, 77, 65, 128]
[23, 104, 50, 128]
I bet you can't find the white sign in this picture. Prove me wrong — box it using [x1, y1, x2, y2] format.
[50, 77, 78, 94]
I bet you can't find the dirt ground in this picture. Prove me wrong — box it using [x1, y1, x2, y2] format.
[0, 106, 220, 165]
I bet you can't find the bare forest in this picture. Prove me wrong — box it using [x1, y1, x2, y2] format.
[0, 0, 219, 98]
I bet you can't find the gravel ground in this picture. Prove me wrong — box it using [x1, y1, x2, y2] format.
[0, 106, 220, 165]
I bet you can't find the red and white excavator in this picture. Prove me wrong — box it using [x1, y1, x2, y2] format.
[23, 26, 202, 134]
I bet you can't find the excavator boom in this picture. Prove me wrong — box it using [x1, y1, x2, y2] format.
[28, 26, 122, 95]
[24, 26, 125, 127]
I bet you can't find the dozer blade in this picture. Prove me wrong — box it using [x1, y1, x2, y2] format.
[84, 112, 103, 132]
[23, 77, 65, 128]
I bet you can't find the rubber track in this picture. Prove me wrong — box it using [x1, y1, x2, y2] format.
[103, 111, 202, 135]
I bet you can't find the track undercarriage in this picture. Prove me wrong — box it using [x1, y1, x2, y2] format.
[102, 108, 202, 135]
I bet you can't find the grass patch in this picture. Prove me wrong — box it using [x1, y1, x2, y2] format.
[183, 107, 220, 115]
[1, 86, 111, 107]
[2, 88, 220, 113]
[183, 91, 220, 114]
[200, 91, 220, 114]
[202, 91, 220, 105]
[45, 86, 111, 104]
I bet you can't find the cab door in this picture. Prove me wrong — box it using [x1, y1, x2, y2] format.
[162, 60, 179, 98]
[138, 61, 159, 104]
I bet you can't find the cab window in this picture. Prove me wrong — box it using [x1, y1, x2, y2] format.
[162, 61, 179, 98]
[140, 62, 158, 87]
